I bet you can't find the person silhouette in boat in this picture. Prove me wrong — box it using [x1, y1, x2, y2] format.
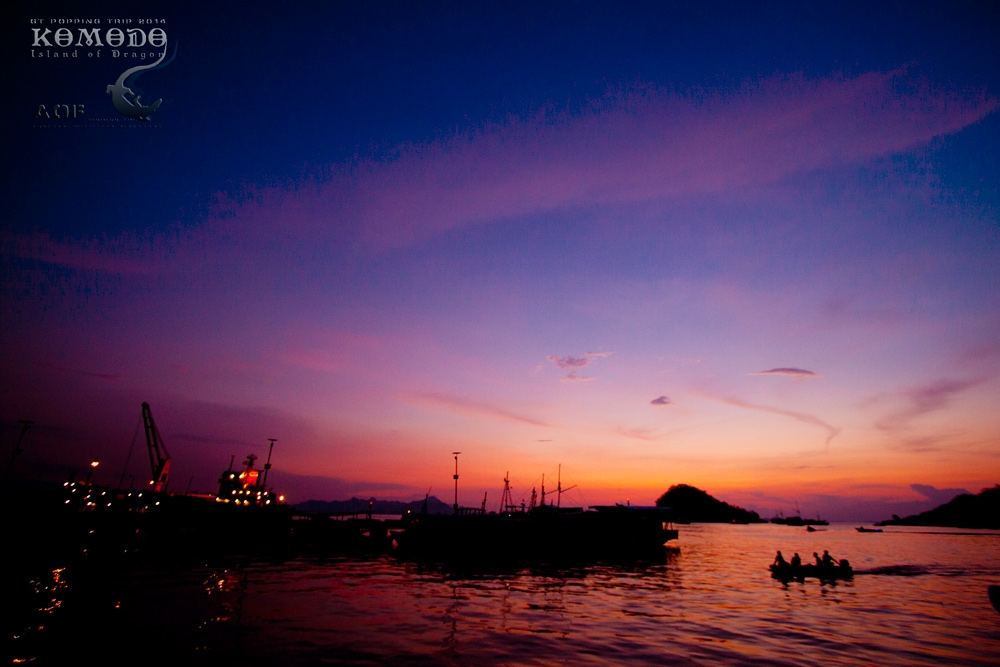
[773, 551, 788, 568]
[821, 550, 838, 570]
[790, 552, 802, 570]
[813, 551, 822, 567]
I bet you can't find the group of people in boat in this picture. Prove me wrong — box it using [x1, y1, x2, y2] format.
[771, 549, 852, 579]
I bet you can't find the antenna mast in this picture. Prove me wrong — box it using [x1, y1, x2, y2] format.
[452, 451, 461, 514]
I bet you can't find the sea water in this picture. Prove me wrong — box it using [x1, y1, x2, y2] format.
[6, 523, 999, 665]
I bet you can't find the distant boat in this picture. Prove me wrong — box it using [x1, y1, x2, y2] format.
[989, 586, 1000, 615]
[806, 525, 826, 532]
[856, 526, 884, 533]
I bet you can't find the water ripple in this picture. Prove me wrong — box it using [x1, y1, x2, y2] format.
[6, 524, 1000, 665]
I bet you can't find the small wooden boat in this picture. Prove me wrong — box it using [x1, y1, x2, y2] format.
[856, 526, 883, 533]
[770, 560, 853, 581]
[989, 585, 1000, 615]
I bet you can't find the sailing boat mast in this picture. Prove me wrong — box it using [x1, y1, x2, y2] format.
[500, 471, 514, 513]
[555, 464, 577, 508]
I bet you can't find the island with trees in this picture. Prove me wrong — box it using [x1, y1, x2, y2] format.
[655, 484, 765, 524]
[876, 485, 999, 529]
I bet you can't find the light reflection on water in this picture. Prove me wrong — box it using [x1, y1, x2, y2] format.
[6, 524, 1000, 665]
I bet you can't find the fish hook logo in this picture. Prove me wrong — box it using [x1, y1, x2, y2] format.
[106, 44, 170, 121]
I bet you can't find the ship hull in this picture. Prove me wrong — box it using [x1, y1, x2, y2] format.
[395, 506, 678, 561]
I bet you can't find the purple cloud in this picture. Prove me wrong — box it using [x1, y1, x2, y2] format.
[905, 378, 985, 414]
[547, 355, 591, 370]
[546, 351, 611, 382]
[13, 71, 996, 274]
[650, 395, 672, 406]
[751, 367, 819, 379]
[877, 376, 987, 433]
[350, 70, 997, 250]
[910, 483, 970, 506]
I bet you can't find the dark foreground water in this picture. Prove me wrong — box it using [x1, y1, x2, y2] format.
[6, 523, 1000, 665]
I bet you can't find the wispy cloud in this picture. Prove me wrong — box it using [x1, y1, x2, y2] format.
[751, 367, 819, 379]
[11, 71, 996, 273]
[876, 376, 987, 433]
[346, 71, 997, 250]
[906, 377, 984, 413]
[408, 392, 549, 427]
[546, 351, 611, 382]
[11, 232, 171, 275]
[713, 395, 841, 448]
[42, 362, 121, 382]
[615, 426, 659, 442]
[650, 395, 672, 406]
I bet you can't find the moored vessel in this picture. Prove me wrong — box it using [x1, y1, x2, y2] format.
[394, 462, 678, 561]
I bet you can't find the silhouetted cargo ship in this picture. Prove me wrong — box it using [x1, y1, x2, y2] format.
[395, 503, 679, 560]
[9, 402, 294, 563]
[393, 460, 679, 560]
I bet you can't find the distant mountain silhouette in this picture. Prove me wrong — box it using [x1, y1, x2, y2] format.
[295, 495, 452, 515]
[876, 485, 1000, 529]
[655, 484, 764, 523]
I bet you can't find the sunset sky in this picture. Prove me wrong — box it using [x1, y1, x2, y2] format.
[3, 1, 999, 520]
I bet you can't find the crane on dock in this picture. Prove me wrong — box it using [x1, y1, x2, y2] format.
[141, 402, 171, 492]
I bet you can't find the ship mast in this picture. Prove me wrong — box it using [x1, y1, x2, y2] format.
[555, 464, 577, 508]
[499, 471, 514, 512]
